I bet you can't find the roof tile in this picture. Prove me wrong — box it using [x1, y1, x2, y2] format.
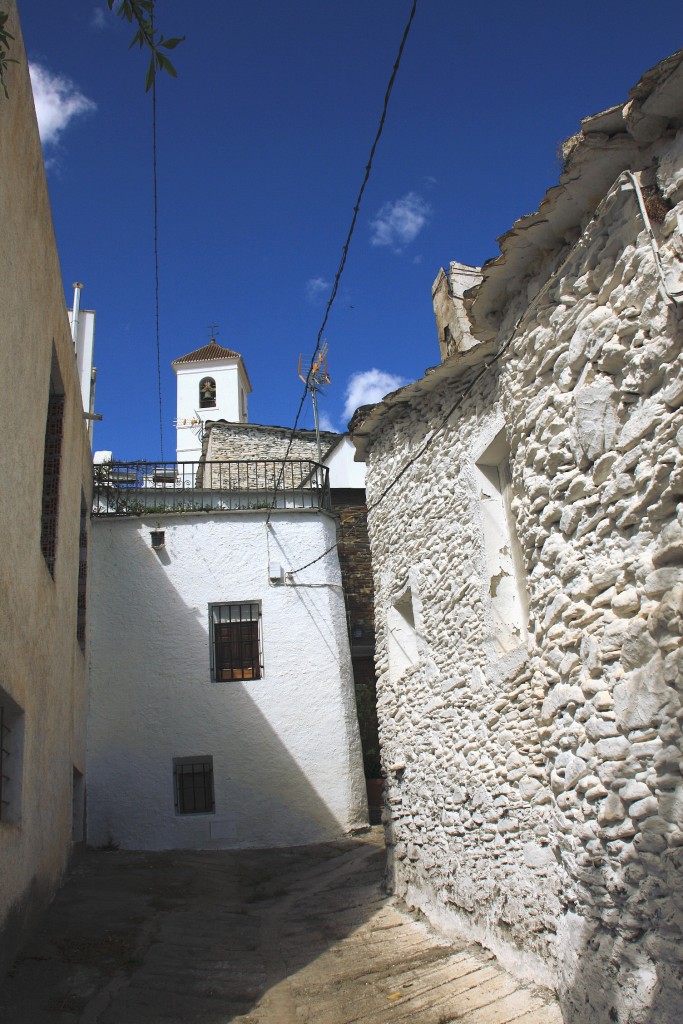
[172, 339, 242, 365]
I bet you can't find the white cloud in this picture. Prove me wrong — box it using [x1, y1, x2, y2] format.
[317, 412, 337, 433]
[342, 368, 410, 424]
[305, 276, 330, 303]
[29, 63, 96, 148]
[90, 8, 108, 30]
[370, 192, 431, 251]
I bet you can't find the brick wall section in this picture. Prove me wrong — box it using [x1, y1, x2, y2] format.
[331, 489, 375, 646]
[331, 489, 380, 780]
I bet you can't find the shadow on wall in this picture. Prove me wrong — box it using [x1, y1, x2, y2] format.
[0, 874, 55, 984]
[87, 519, 365, 851]
[558, 663, 682, 1022]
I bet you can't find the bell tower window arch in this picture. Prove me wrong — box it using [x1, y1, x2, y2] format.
[199, 376, 217, 409]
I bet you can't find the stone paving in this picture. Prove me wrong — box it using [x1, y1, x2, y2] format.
[0, 829, 562, 1023]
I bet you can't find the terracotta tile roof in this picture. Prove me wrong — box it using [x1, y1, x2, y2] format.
[172, 339, 242, 365]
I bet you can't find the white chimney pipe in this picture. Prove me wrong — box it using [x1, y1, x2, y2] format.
[71, 281, 84, 345]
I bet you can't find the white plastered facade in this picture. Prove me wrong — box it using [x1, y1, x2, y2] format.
[87, 509, 368, 849]
[174, 353, 251, 462]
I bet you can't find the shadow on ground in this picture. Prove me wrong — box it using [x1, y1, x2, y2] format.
[0, 831, 386, 1023]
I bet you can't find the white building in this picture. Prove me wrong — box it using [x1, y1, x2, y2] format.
[87, 344, 367, 850]
[173, 338, 252, 462]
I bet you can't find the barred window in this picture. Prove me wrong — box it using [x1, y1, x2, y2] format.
[41, 385, 65, 577]
[210, 603, 262, 681]
[77, 494, 87, 650]
[0, 688, 24, 825]
[173, 757, 214, 815]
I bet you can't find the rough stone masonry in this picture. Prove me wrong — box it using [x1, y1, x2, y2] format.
[351, 49, 683, 1024]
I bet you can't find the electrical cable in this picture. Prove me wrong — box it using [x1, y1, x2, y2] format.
[288, 541, 339, 575]
[365, 350, 512, 514]
[151, 44, 164, 460]
[364, 166, 683, 516]
[265, 0, 419, 527]
[624, 170, 683, 307]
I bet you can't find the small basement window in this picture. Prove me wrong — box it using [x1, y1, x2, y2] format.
[173, 756, 215, 815]
[210, 603, 262, 681]
[0, 688, 24, 825]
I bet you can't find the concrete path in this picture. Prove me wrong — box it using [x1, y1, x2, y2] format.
[0, 828, 562, 1023]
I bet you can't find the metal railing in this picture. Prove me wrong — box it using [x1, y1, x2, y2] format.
[92, 460, 331, 516]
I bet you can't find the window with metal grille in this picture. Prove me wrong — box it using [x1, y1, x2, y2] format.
[173, 757, 215, 814]
[41, 363, 65, 578]
[0, 689, 23, 825]
[211, 603, 262, 681]
[77, 494, 87, 649]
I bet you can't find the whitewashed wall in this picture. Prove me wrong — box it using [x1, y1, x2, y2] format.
[175, 358, 250, 460]
[362, 135, 683, 1021]
[325, 436, 366, 489]
[88, 510, 367, 850]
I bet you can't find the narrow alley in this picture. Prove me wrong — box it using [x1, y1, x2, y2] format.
[0, 829, 561, 1024]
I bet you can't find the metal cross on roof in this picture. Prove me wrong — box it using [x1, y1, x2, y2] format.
[207, 323, 219, 340]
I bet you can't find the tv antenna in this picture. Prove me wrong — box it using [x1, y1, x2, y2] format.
[298, 342, 331, 463]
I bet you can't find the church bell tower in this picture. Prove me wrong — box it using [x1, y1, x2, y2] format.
[171, 338, 252, 462]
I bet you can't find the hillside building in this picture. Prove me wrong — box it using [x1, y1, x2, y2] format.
[87, 341, 372, 849]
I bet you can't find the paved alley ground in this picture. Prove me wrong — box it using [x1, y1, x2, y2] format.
[0, 828, 562, 1024]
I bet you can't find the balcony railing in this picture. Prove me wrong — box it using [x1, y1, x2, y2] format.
[93, 460, 331, 516]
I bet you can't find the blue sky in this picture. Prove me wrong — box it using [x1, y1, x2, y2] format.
[19, 1, 682, 458]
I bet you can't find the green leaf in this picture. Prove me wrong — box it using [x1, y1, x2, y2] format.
[144, 57, 155, 92]
[160, 36, 185, 51]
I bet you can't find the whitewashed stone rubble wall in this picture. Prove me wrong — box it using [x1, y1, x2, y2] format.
[362, 133, 683, 1022]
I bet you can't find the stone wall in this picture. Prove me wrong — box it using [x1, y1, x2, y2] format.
[205, 421, 340, 464]
[364, 370, 563, 986]
[495, 160, 683, 1023]
[358, 73, 683, 1024]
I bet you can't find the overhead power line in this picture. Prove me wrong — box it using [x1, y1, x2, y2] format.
[266, 0, 419, 527]
[151, 10, 164, 459]
[364, 168, 677, 515]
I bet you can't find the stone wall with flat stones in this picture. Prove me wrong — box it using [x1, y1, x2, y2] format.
[205, 421, 340, 465]
[363, 141, 683, 1022]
